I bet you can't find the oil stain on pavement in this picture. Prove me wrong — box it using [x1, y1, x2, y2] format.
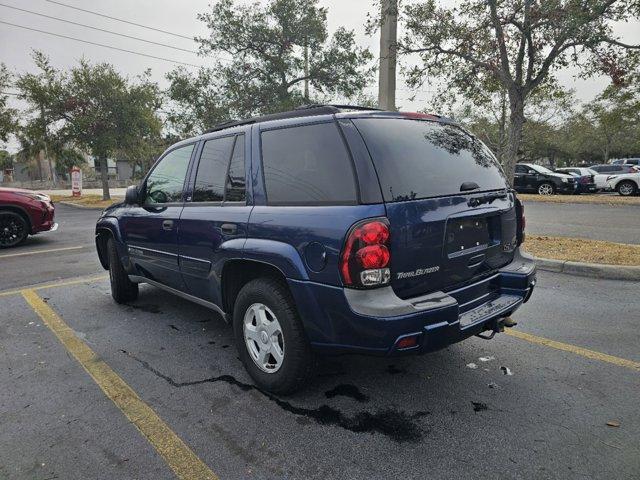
[120, 350, 430, 443]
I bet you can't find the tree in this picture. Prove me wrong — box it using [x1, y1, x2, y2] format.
[169, 0, 373, 126]
[0, 64, 18, 144]
[15, 51, 68, 184]
[62, 62, 162, 200]
[400, 0, 640, 181]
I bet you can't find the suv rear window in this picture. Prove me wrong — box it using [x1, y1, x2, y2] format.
[261, 122, 357, 205]
[353, 119, 508, 202]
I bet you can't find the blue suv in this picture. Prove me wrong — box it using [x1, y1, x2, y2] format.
[95, 105, 536, 393]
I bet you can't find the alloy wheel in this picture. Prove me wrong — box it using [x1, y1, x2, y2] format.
[0, 214, 26, 247]
[243, 303, 285, 373]
[618, 182, 634, 196]
[538, 183, 554, 195]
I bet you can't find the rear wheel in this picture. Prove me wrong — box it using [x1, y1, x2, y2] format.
[537, 182, 555, 196]
[107, 238, 138, 303]
[233, 277, 313, 394]
[616, 180, 637, 197]
[0, 211, 28, 248]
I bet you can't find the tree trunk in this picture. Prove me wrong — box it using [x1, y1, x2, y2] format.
[98, 155, 110, 201]
[503, 91, 526, 185]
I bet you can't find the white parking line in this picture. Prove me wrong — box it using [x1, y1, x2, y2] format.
[0, 245, 84, 259]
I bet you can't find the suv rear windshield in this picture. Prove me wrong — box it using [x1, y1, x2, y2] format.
[353, 118, 508, 202]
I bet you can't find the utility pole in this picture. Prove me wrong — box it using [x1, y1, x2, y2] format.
[378, 0, 398, 111]
[304, 40, 310, 102]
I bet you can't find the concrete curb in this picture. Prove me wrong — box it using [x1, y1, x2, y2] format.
[534, 256, 640, 281]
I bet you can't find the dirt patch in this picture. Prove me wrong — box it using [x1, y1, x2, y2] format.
[518, 193, 640, 206]
[523, 235, 640, 266]
[51, 194, 123, 209]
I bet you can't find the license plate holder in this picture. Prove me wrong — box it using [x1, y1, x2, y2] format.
[445, 217, 490, 258]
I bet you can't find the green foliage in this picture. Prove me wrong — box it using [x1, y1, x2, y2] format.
[0, 150, 13, 170]
[165, 0, 374, 135]
[0, 64, 18, 143]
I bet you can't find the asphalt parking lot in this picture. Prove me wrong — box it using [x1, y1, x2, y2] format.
[1, 204, 639, 480]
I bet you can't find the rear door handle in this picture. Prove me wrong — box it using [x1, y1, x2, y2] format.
[221, 223, 237, 235]
[162, 220, 174, 231]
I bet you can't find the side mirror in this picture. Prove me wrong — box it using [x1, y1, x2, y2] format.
[124, 185, 140, 205]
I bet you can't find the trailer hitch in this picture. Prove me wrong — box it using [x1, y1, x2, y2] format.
[476, 316, 515, 340]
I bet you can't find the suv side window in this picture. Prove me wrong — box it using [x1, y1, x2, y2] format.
[193, 136, 236, 202]
[145, 144, 194, 204]
[515, 165, 527, 174]
[261, 122, 357, 205]
[225, 135, 246, 202]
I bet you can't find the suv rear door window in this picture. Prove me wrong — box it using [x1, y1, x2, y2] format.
[353, 119, 508, 202]
[225, 135, 246, 202]
[193, 136, 236, 202]
[261, 122, 357, 205]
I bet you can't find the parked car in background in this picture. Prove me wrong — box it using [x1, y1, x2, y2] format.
[514, 163, 577, 195]
[606, 172, 640, 196]
[611, 158, 640, 166]
[590, 164, 640, 190]
[0, 187, 56, 248]
[554, 167, 597, 193]
[95, 105, 535, 394]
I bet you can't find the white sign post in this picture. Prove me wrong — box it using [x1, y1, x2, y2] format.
[71, 166, 82, 197]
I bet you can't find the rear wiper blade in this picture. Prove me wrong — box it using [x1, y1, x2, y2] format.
[467, 190, 508, 207]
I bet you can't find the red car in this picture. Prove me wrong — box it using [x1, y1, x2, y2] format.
[0, 187, 57, 248]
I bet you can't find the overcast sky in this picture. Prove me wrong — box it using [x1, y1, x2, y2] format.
[1, 0, 639, 149]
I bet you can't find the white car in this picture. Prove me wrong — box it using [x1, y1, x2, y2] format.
[590, 164, 640, 191]
[606, 172, 640, 196]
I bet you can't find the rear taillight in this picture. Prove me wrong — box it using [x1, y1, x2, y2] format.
[341, 218, 391, 288]
[515, 197, 525, 245]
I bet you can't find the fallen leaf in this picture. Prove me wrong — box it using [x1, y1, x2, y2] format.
[606, 420, 620, 428]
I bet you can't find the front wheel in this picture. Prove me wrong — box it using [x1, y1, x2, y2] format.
[0, 211, 28, 248]
[107, 238, 138, 303]
[537, 182, 555, 196]
[233, 278, 313, 394]
[616, 180, 637, 197]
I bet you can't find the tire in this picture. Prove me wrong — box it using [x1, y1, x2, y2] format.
[0, 211, 29, 248]
[107, 238, 138, 303]
[537, 182, 555, 196]
[616, 180, 637, 197]
[233, 277, 313, 395]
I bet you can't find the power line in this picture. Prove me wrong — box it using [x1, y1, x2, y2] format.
[0, 3, 197, 54]
[45, 0, 193, 40]
[0, 20, 203, 68]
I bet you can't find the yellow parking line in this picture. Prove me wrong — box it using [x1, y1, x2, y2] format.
[506, 329, 640, 372]
[0, 274, 108, 297]
[21, 289, 218, 480]
[0, 245, 84, 259]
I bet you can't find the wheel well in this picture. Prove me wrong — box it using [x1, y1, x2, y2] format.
[221, 260, 288, 314]
[0, 206, 32, 233]
[95, 229, 113, 270]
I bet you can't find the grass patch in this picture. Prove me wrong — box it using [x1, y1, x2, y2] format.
[50, 194, 123, 209]
[518, 193, 640, 205]
[523, 235, 640, 266]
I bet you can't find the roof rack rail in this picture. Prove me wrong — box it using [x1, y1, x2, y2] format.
[295, 103, 382, 112]
[204, 104, 381, 134]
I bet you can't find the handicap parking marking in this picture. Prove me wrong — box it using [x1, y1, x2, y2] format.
[20, 288, 219, 480]
[0, 245, 85, 259]
[506, 329, 640, 372]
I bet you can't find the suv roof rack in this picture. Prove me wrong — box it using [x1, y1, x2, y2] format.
[204, 104, 381, 134]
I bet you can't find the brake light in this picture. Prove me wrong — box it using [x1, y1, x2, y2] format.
[341, 219, 391, 288]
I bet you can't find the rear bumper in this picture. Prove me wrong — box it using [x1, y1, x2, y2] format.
[557, 183, 577, 194]
[288, 248, 536, 356]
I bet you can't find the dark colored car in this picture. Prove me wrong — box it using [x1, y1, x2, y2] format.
[95, 105, 536, 393]
[0, 187, 56, 248]
[513, 163, 577, 195]
[554, 167, 597, 193]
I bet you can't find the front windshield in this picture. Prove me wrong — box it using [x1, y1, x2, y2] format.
[532, 165, 554, 174]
